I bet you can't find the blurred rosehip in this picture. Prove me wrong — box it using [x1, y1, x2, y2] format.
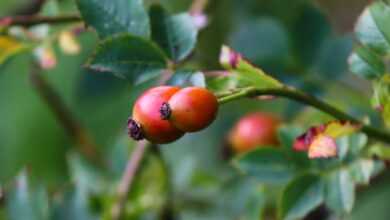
[229, 112, 281, 153]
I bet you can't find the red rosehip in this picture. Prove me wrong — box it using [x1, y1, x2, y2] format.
[229, 112, 280, 153]
[160, 87, 218, 132]
[128, 86, 185, 144]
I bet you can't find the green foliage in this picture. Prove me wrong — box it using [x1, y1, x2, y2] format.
[372, 75, 390, 126]
[349, 1, 390, 127]
[166, 70, 206, 87]
[229, 18, 289, 65]
[349, 159, 384, 185]
[355, 2, 390, 55]
[325, 169, 355, 214]
[314, 35, 353, 79]
[6, 171, 50, 220]
[278, 126, 311, 168]
[278, 174, 324, 220]
[348, 46, 385, 79]
[121, 153, 168, 219]
[86, 34, 167, 83]
[149, 5, 198, 62]
[241, 186, 266, 220]
[219, 46, 283, 89]
[233, 148, 294, 184]
[76, 0, 150, 38]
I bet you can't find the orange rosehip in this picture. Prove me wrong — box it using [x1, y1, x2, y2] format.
[128, 86, 185, 144]
[160, 87, 218, 132]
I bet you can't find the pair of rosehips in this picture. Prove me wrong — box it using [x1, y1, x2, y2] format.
[128, 86, 219, 144]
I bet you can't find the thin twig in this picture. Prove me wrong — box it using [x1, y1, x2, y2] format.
[150, 145, 176, 220]
[0, 14, 81, 27]
[111, 140, 149, 220]
[29, 63, 100, 163]
[218, 86, 390, 145]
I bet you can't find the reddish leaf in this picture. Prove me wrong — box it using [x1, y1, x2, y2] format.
[308, 135, 337, 158]
[293, 121, 360, 158]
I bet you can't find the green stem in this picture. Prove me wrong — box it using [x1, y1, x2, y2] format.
[218, 87, 390, 145]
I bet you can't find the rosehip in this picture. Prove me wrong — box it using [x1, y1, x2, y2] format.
[160, 87, 218, 132]
[229, 112, 280, 153]
[128, 86, 185, 144]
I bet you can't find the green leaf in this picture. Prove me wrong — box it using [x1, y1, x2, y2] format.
[348, 46, 385, 79]
[278, 126, 311, 168]
[166, 70, 206, 87]
[314, 35, 352, 79]
[325, 169, 355, 214]
[290, 5, 331, 66]
[355, 2, 390, 55]
[206, 74, 241, 93]
[334, 133, 367, 161]
[278, 174, 324, 220]
[242, 185, 266, 220]
[68, 153, 107, 194]
[103, 138, 168, 219]
[371, 74, 390, 126]
[51, 188, 98, 220]
[349, 159, 384, 185]
[107, 135, 133, 177]
[233, 148, 294, 184]
[39, 0, 59, 16]
[6, 171, 50, 220]
[106, 153, 168, 219]
[219, 46, 284, 89]
[149, 5, 198, 61]
[86, 34, 167, 83]
[229, 18, 289, 64]
[278, 126, 304, 151]
[368, 143, 390, 160]
[344, 133, 368, 157]
[76, 0, 149, 38]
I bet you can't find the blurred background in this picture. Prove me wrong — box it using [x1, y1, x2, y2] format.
[0, 0, 389, 219]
